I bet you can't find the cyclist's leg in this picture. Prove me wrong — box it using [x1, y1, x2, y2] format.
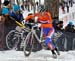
[43, 28, 57, 55]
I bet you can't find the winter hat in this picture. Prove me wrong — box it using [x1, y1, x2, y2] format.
[3, 1, 10, 6]
[12, 4, 20, 11]
[58, 21, 63, 24]
[68, 22, 73, 25]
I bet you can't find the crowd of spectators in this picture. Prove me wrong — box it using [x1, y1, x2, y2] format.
[53, 20, 75, 33]
[59, 0, 74, 14]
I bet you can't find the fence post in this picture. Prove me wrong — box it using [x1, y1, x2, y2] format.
[72, 38, 75, 50]
[0, 16, 5, 50]
[63, 37, 67, 51]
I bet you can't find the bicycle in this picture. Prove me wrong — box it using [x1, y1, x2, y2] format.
[23, 23, 63, 57]
[6, 25, 30, 50]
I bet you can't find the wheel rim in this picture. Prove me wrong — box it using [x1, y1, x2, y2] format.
[24, 32, 33, 56]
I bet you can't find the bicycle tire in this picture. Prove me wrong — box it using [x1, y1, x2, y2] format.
[24, 32, 33, 57]
[6, 30, 20, 50]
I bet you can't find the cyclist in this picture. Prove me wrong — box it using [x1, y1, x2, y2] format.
[35, 7, 59, 57]
[25, 5, 60, 57]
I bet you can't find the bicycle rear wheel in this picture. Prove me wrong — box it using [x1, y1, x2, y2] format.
[24, 32, 33, 57]
[6, 30, 20, 50]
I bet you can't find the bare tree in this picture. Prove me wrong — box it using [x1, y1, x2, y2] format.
[45, 0, 59, 19]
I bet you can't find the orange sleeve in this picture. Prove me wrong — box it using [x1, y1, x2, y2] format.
[25, 15, 33, 22]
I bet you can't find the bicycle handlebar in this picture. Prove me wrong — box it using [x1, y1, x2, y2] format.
[25, 22, 39, 28]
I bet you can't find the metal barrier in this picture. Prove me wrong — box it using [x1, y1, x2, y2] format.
[56, 32, 75, 51]
[0, 21, 4, 50]
[0, 23, 75, 51]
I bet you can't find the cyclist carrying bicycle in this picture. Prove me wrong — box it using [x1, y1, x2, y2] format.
[25, 5, 60, 58]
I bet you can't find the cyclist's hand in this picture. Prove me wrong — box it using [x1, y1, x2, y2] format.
[35, 17, 38, 23]
[34, 23, 41, 27]
[37, 23, 41, 27]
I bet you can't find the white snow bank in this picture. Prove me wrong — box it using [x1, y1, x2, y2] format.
[0, 50, 75, 61]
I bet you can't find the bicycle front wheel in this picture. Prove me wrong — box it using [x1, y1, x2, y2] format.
[24, 32, 34, 57]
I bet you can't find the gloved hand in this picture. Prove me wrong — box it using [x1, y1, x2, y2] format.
[37, 23, 41, 27]
[35, 17, 38, 23]
[34, 23, 41, 28]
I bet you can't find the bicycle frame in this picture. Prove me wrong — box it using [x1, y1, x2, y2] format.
[30, 26, 43, 43]
[24, 24, 63, 57]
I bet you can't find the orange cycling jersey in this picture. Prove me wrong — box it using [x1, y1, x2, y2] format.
[35, 11, 53, 28]
[25, 11, 53, 28]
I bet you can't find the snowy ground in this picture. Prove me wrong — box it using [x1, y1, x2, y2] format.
[0, 50, 75, 61]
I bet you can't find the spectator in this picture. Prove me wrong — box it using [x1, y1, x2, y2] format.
[25, 1, 30, 11]
[66, 4, 69, 13]
[61, 4, 65, 14]
[36, 1, 39, 6]
[21, 4, 24, 11]
[1, 1, 17, 49]
[65, 22, 74, 32]
[10, 4, 23, 23]
[69, 0, 73, 7]
[53, 21, 63, 32]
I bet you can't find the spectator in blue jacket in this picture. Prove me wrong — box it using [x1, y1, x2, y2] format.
[9, 4, 23, 22]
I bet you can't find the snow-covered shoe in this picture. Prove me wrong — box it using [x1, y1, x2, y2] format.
[51, 50, 57, 58]
[55, 47, 60, 55]
[56, 50, 60, 55]
[52, 54, 57, 58]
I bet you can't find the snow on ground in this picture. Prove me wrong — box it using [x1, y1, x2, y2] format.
[0, 50, 75, 61]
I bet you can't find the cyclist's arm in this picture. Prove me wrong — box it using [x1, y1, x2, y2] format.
[25, 15, 34, 22]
